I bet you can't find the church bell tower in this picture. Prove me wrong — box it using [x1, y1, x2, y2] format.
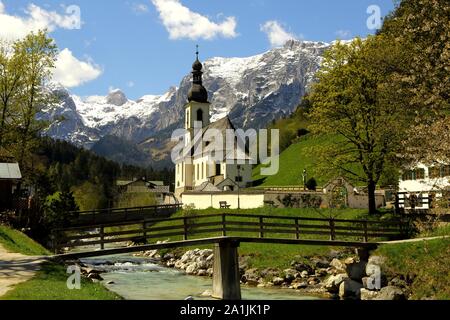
[185, 46, 210, 130]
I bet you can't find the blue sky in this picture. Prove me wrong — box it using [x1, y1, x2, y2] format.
[0, 0, 395, 99]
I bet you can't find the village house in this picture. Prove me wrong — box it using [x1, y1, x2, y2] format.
[116, 178, 170, 204]
[398, 163, 450, 210]
[0, 149, 22, 210]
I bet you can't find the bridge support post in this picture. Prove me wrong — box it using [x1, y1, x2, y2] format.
[212, 240, 241, 300]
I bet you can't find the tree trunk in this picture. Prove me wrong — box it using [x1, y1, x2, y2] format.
[368, 180, 377, 214]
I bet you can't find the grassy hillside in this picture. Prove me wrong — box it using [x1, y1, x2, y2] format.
[375, 226, 450, 300]
[0, 225, 50, 256]
[253, 134, 339, 187]
[252, 131, 371, 188]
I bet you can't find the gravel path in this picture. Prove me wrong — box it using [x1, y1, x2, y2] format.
[0, 244, 46, 297]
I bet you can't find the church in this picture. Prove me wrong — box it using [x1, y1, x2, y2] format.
[174, 51, 253, 200]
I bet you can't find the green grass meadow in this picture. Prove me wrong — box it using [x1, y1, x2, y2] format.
[0, 262, 122, 300]
[0, 224, 120, 300]
[0, 225, 50, 256]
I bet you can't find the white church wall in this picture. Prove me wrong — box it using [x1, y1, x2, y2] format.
[182, 192, 265, 209]
[193, 156, 210, 186]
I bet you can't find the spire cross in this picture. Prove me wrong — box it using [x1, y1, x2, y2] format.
[196, 45, 199, 60]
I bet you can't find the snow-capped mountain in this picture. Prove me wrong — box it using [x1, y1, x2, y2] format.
[39, 40, 331, 166]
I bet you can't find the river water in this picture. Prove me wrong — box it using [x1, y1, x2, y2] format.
[81, 255, 322, 300]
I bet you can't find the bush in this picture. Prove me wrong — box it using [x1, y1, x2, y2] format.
[43, 191, 78, 230]
[305, 177, 317, 191]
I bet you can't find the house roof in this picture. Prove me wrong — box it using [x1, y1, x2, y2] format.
[116, 179, 165, 187]
[194, 181, 220, 192]
[216, 178, 238, 189]
[0, 162, 22, 180]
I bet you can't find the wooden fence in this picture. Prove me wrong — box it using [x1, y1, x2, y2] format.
[67, 204, 183, 226]
[52, 213, 410, 253]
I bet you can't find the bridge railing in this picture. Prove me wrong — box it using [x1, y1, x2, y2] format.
[51, 213, 409, 253]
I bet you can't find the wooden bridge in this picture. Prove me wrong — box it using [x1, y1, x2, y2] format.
[66, 204, 182, 227]
[51, 213, 410, 300]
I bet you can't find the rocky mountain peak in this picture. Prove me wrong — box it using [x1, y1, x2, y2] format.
[106, 89, 128, 106]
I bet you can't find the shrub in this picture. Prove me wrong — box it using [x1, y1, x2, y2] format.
[305, 178, 318, 191]
[43, 191, 79, 230]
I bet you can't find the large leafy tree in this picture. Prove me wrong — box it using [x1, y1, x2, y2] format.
[0, 40, 24, 147]
[309, 37, 414, 214]
[382, 0, 450, 165]
[0, 30, 57, 172]
[12, 31, 58, 170]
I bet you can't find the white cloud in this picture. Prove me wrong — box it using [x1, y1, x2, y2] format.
[260, 20, 300, 47]
[127, 81, 135, 88]
[336, 29, 352, 39]
[53, 49, 102, 88]
[151, 0, 237, 40]
[0, 1, 81, 41]
[132, 3, 149, 14]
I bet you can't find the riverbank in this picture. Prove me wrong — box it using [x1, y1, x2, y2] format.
[132, 224, 450, 300]
[0, 224, 121, 300]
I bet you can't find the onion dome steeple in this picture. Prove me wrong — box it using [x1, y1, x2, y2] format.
[188, 45, 208, 103]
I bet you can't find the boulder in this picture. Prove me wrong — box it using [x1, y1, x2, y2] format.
[346, 260, 367, 281]
[272, 277, 285, 286]
[197, 269, 207, 276]
[311, 257, 331, 269]
[241, 268, 259, 285]
[364, 256, 388, 289]
[145, 249, 158, 258]
[245, 279, 259, 287]
[260, 268, 280, 279]
[283, 269, 298, 283]
[162, 253, 175, 261]
[300, 270, 309, 278]
[339, 279, 363, 299]
[375, 286, 406, 300]
[87, 272, 103, 281]
[362, 275, 387, 290]
[323, 274, 349, 293]
[292, 262, 314, 274]
[166, 259, 176, 268]
[206, 254, 214, 263]
[360, 288, 380, 300]
[315, 268, 328, 277]
[330, 258, 346, 273]
[185, 263, 198, 275]
[292, 282, 308, 290]
[196, 259, 208, 270]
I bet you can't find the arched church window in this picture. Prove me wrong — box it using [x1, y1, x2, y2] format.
[197, 109, 203, 123]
